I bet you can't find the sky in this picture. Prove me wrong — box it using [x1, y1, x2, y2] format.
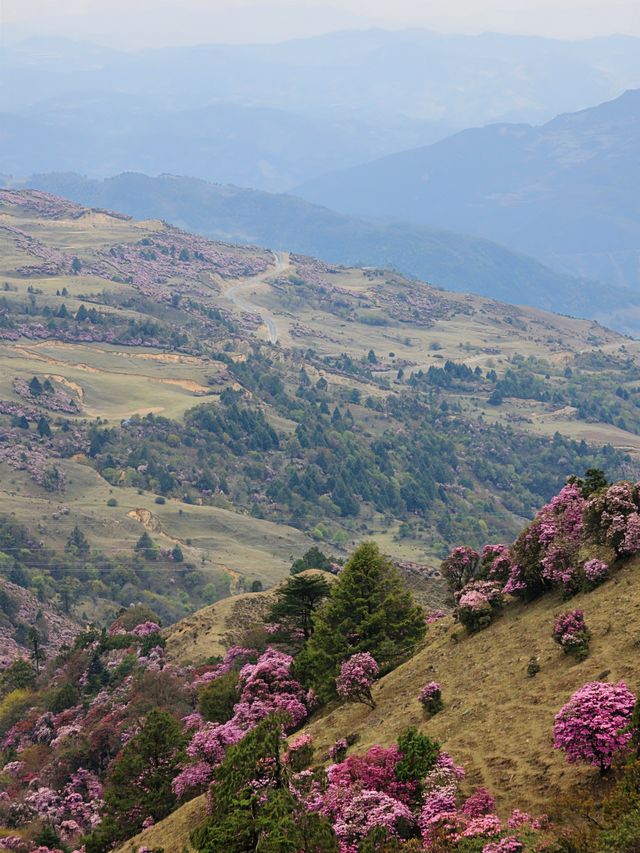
[2, 0, 640, 47]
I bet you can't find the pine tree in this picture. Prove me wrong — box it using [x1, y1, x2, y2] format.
[28, 376, 43, 396]
[66, 525, 90, 558]
[27, 627, 45, 674]
[269, 574, 331, 640]
[193, 715, 338, 853]
[37, 416, 51, 438]
[135, 531, 158, 560]
[87, 709, 185, 851]
[296, 542, 425, 702]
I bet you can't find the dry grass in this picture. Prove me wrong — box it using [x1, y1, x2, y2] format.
[113, 794, 206, 853]
[126, 557, 640, 852]
[165, 589, 278, 663]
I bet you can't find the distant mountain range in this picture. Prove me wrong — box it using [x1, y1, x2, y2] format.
[296, 89, 640, 293]
[12, 170, 638, 327]
[1, 31, 639, 191]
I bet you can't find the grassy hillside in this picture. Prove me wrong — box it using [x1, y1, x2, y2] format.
[2, 188, 640, 622]
[118, 554, 640, 852]
[11, 171, 622, 326]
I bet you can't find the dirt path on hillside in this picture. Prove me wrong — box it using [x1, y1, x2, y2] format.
[225, 250, 289, 344]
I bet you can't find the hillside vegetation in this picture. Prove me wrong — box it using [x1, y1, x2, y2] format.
[4, 189, 640, 621]
[11, 171, 617, 325]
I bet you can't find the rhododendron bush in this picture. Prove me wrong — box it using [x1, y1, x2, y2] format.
[419, 682, 443, 715]
[552, 610, 590, 660]
[336, 653, 379, 708]
[553, 681, 636, 772]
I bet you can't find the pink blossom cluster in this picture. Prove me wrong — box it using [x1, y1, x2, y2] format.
[130, 621, 162, 637]
[192, 646, 257, 686]
[426, 609, 446, 624]
[582, 558, 609, 585]
[440, 546, 479, 593]
[455, 581, 504, 633]
[336, 653, 379, 707]
[175, 647, 310, 798]
[553, 681, 636, 771]
[552, 610, 590, 658]
[419, 682, 443, 715]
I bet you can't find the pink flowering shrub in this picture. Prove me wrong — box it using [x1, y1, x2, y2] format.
[553, 681, 636, 772]
[480, 544, 514, 585]
[552, 610, 591, 660]
[510, 483, 586, 599]
[582, 558, 609, 587]
[463, 787, 496, 817]
[426, 609, 446, 624]
[329, 737, 348, 762]
[584, 481, 640, 555]
[336, 653, 379, 708]
[284, 733, 314, 772]
[483, 837, 524, 852]
[440, 546, 479, 593]
[455, 581, 504, 633]
[419, 682, 443, 715]
[130, 621, 162, 637]
[234, 648, 309, 729]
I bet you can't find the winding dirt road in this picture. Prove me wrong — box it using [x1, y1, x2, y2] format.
[225, 250, 288, 344]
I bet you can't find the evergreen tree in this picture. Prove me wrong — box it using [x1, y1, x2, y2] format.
[290, 546, 331, 575]
[66, 525, 90, 558]
[0, 658, 36, 695]
[86, 709, 185, 852]
[27, 626, 45, 674]
[269, 573, 331, 640]
[193, 715, 338, 853]
[296, 543, 425, 702]
[37, 416, 51, 438]
[135, 531, 159, 560]
[171, 544, 184, 562]
[199, 670, 239, 723]
[28, 376, 43, 396]
[75, 303, 89, 322]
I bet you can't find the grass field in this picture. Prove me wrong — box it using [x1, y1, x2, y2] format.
[0, 459, 312, 586]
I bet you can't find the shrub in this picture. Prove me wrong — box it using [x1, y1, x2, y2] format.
[106, 497, 118, 507]
[336, 653, 379, 708]
[198, 670, 238, 724]
[419, 682, 443, 715]
[553, 681, 636, 772]
[440, 546, 479, 593]
[284, 733, 314, 772]
[583, 558, 609, 587]
[456, 581, 503, 633]
[552, 610, 590, 660]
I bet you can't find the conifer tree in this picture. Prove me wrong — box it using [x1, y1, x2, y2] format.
[296, 542, 425, 702]
[193, 714, 338, 853]
[269, 573, 331, 640]
[86, 709, 185, 852]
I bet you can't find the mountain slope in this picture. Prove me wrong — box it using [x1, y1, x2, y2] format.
[2, 31, 640, 192]
[13, 171, 639, 327]
[2, 188, 640, 611]
[296, 89, 640, 293]
[116, 553, 640, 853]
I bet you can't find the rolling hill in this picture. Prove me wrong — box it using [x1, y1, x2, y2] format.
[297, 89, 640, 297]
[11, 171, 640, 330]
[2, 187, 640, 620]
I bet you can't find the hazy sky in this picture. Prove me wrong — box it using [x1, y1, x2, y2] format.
[3, 0, 640, 47]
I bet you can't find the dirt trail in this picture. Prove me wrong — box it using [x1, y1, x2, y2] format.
[225, 250, 290, 344]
